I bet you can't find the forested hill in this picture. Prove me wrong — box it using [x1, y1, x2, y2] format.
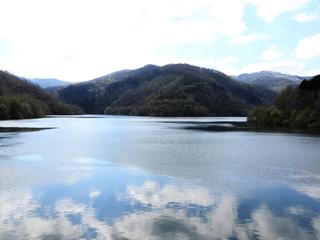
[0, 71, 83, 120]
[248, 74, 320, 129]
[58, 64, 275, 117]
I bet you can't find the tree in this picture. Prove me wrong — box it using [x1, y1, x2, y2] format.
[0, 103, 10, 119]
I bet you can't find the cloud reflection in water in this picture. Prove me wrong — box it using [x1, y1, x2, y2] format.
[1, 163, 320, 240]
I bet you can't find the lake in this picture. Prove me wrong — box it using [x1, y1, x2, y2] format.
[1, 116, 320, 239]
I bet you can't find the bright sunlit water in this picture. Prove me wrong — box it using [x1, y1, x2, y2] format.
[1, 116, 320, 239]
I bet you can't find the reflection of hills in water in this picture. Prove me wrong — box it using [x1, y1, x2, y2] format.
[1, 159, 320, 240]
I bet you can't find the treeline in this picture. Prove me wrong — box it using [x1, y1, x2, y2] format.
[0, 71, 83, 120]
[248, 75, 320, 129]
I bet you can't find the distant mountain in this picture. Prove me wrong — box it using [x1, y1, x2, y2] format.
[58, 64, 275, 117]
[0, 71, 83, 120]
[29, 78, 70, 88]
[236, 71, 309, 92]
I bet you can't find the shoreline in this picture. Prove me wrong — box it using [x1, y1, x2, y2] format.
[182, 121, 320, 135]
[0, 127, 55, 132]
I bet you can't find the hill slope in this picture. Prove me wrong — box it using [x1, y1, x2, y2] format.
[236, 71, 307, 92]
[0, 71, 83, 120]
[58, 64, 275, 117]
[248, 74, 320, 129]
[29, 78, 70, 88]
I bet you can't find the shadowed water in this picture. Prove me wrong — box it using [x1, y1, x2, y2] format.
[1, 116, 320, 239]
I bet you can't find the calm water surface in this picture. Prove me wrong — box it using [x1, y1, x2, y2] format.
[1, 116, 320, 239]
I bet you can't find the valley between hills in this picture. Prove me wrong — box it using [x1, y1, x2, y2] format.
[1, 63, 319, 129]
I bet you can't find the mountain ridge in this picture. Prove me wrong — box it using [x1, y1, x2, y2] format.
[236, 71, 310, 92]
[29, 78, 70, 88]
[58, 64, 276, 116]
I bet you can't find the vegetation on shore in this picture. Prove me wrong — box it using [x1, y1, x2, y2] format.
[248, 75, 320, 129]
[0, 71, 83, 120]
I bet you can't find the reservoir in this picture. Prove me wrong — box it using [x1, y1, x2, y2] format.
[1, 116, 320, 239]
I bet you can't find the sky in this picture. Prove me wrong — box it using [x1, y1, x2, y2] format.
[0, 0, 319, 82]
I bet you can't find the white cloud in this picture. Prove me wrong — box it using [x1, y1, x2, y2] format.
[157, 54, 315, 76]
[158, 56, 240, 75]
[110, 196, 240, 240]
[127, 181, 215, 207]
[295, 33, 320, 59]
[1, 183, 319, 240]
[294, 12, 319, 22]
[89, 190, 101, 199]
[0, 0, 315, 79]
[248, 207, 314, 239]
[0, 0, 249, 81]
[261, 45, 284, 61]
[164, 55, 312, 76]
[219, 56, 239, 65]
[210, 57, 240, 75]
[296, 186, 320, 199]
[287, 206, 309, 216]
[194, 56, 306, 76]
[303, 68, 320, 76]
[230, 33, 267, 45]
[249, 0, 311, 23]
[241, 59, 305, 74]
[313, 217, 320, 239]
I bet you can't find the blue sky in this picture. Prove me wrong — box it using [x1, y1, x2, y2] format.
[0, 0, 319, 81]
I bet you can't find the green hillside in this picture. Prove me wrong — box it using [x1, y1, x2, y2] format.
[0, 71, 83, 120]
[248, 75, 320, 129]
[59, 64, 275, 117]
